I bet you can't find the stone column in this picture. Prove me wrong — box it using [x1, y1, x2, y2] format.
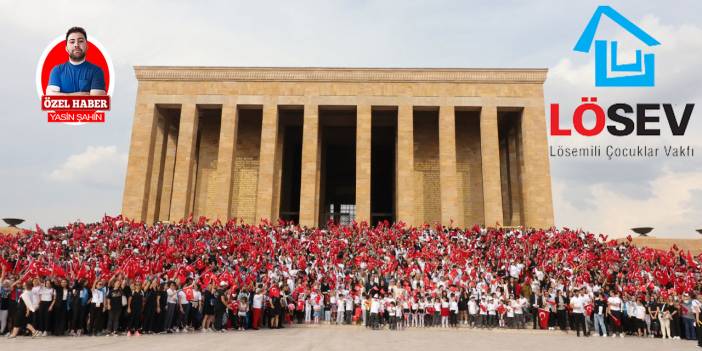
[507, 125, 524, 226]
[213, 102, 238, 220]
[396, 104, 415, 225]
[355, 104, 372, 224]
[299, 104, 320, 227]
[158, 119, 178, 221]
[480, 105, 504, 227]
[271, 122, 286, 220]
[144, 112, 166, 224]
[122, 97, 157, 222]
[439, 105, 460, 227]
[255, 102, 279, 222]
[521, 104, 554, 229]
[169, 103, 199, 221]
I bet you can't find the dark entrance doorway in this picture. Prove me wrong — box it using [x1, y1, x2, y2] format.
[371, 109, 396, 225]
[319, 108, 356, 226]
[277, 108, 303, 224]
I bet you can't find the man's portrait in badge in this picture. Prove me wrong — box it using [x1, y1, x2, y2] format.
[46, 27, 106, 96]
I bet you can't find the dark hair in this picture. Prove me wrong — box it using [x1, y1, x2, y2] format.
[65, 27, 87, 41]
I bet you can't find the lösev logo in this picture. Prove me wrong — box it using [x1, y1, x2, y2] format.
[573, 5, 660, 87]
[550, 5, 694, 138]
[548, 6, 696, 160]
[550, 98, 693, 137]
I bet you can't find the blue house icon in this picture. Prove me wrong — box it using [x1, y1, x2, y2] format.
[573, 6, 661, 87]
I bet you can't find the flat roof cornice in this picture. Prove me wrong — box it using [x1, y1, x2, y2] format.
[134, 66, 547, 84]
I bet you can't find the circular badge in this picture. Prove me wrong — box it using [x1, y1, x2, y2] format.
[36, 32, 115, 124]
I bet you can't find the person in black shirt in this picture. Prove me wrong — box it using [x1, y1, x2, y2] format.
[647, 296, 660, 338]
[593, 293, 608, 336]
[127, 281, 144, 336]
[121, 280, 132, 330]
[105, 280, 123, 335]
[53, 279, 71, 336]
[213, 282, 227, 331]
[202, 283, 215, 331]
[1, 278, 12, 334]
[659, 297, 675, 339]
[458, 290, 468, 325]
[69, 280, 88, 336]
[669, 296, 681, 339]
[157, 282, 167, 333]
[556, 290, 569, 331]
[142, 279, 158, 334]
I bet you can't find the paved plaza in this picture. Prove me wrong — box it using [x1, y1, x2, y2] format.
[1, 325, 697, 351]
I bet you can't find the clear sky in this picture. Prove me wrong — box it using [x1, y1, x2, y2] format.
[1, 0, 701, 238]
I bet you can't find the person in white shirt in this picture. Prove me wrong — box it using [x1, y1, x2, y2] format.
[8, 281, 39, 338]
[607, 290, 624, 337]
[504, 300, 514, 328]
[401, 298, 410, 328]
[191, 285, 202, 312]
[478, 297, 488, 328]
[90, 279, 106, 335]
[30, 278, 41, 311]
[394, 303, 403, 330]
[312, 293, 322, 324]
[433, 298, 442, 327]
[388, 301, 398, 330]
[467, 296, 478, 327]
[369, 295, 380, 330]
[336, 293, 345, 324]
[37, 279, 55, 335]
[304, 294, 311, 323]
[30, 279, 42, 332]
[177, 284, 191, 332]
[449, 295, 459, 328]
[418, 298, 426, 328]
[518, 295, 529, 329]
[163, 282, 178, 332]
[237, 296, 249, 331]
[330, 293, 338, 324]
[509, 261, 524, 279]
[512, 297, 524, 329]
[634, 298, 647, 337]
[252, 289, 264, 330]
[411, 297, 420, 328]
[344, 295, 354, 324]
[487, 297, 497, 328]
[570, 289, 587, 337]
[580, 291, 592, 334]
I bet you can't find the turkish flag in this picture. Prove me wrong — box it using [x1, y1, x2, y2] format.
[610, 314, 621, 327]
[184, 287, 194, 301]
[584, 303, 593, 316]
[353, 307, 362, 322]
[538, 308, 550, 329]
[52, 263, 67, 278]
[269, 286, 280, 298]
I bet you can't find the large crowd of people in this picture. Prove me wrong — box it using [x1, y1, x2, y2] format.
[0, 215, 701, 347]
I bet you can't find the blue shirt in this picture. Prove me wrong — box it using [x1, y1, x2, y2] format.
[48, 60, 105, 93]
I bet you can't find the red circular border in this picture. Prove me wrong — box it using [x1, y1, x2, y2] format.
[40, 40, 110, 95]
